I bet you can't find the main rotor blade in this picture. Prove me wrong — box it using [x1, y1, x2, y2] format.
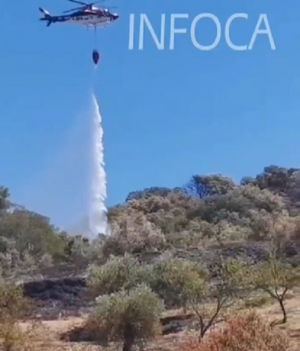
[68, 0, 88, 5]
[63, 6, 83, 13]
[63, 1, 101, 13]
[68, 0, 106, 5]
[63, 0, 111, 13]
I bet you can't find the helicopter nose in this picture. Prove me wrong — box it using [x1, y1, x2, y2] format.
[111, 13, 119, 21]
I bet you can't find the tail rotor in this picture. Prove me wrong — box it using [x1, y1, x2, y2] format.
[38, 7, 53, 26]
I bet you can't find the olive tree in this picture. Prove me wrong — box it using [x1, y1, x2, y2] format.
[149, 257, 206, 309]
[87, 254, 152, 298]
[239, 256, 300, 325]
[86, 284, 164, 351]
[187, 260, 244, 340]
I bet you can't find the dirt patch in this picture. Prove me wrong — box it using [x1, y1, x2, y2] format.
[60, 313, 196, 342]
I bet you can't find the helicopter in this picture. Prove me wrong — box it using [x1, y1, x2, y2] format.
[39, 0, 119, 66]
[38, 0, 119, 28]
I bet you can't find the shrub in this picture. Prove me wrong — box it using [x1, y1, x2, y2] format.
[85, 284, 164, 351]
[0, 283, 36, 351]
[87, 254, 152, 298]
[0, 283, 30, 323]
[0, 322, 37, 351]
[102, 214, 166, 257]
[179, 311, 289, 351]
[149, 257, 207, 309]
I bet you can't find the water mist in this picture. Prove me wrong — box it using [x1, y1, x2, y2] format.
[88, 92, 108, 238]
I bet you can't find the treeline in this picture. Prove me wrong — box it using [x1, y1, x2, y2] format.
[1, 165, 300, 278]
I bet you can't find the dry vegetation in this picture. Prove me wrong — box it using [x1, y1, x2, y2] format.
[2, 166, 300, 350]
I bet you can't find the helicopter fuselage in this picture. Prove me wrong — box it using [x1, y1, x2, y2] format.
[39, 8, 119, 27]
[66, 10, 118, 26]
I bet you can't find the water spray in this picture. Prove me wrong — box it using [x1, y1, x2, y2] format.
[88, 92, 108, 238]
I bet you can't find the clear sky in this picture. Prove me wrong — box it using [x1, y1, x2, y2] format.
[1, 0, 300, 228]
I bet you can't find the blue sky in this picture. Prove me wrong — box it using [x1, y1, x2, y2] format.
[1, 0, 299, 228]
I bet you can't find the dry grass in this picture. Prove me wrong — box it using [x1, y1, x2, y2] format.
[12, 291, 300, 351]
[255, 290, 300, 351]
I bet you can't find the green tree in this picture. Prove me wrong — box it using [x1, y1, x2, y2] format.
[186, 174, 236, 199]
[0, 186, 10, 212]
[150, 257, 205, 309]
[88, 254, 151, 298]
[239, 256, 300, 325]
[187, 260, 244, 340]
[0, 211, 65, 262]
[86, 284, 164, 351]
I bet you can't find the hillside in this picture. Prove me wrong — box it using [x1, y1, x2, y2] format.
[1, 164, 300, 277]
[1, 164, 300, 351]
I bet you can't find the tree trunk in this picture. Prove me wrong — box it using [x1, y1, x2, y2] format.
[279, 298, 287, 324]
[123, 324, 135, 351]
[122, 337, 134, 351]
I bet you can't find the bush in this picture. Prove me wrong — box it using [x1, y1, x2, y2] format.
[102, 214, 166, 257]
[179, 311, 289, 351]
[0, 322, 37, 351]
[86, 284, 164, 351]
[0, 283, 36, 351]
[149, 257, 206, 308]
[0, 283, 30, 323]
[87, 254, 152, 298]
